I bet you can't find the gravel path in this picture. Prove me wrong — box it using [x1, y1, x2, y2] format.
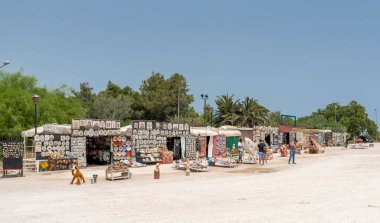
[1, 145, 379, 223]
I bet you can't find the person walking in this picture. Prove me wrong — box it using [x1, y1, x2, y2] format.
[257, 140, 266, 166]
[238, 139, 244, 164]
[288, 139, 297, 164]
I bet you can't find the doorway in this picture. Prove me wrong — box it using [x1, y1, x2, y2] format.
[167, 137, 182, 160]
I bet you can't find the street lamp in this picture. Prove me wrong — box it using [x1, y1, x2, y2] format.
[375, 108, 378, 140]
[32, 95, 39, 135]
[0, 60, 10, 69]
[201, 94, 209, 126]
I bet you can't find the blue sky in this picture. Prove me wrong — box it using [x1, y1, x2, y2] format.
[1, 0, 379, 122]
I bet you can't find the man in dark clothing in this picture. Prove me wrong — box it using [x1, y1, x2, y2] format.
[257, 140, 266, 166]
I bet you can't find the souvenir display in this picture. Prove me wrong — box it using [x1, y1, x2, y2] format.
[162, 151, 173, 164]
[106, 121, 111, 129]
[197, 136, 207, 157]
[48, 158, 78, 171]
[70, 137, 87, 167]
[332, 132, 347, 146]
[85, 120, 93, 129]
[1, 141, 24, 170]
[35, 134, 71, 160]
[111, 137, 132, 161]
[185, 136, 197, 160]
[131, 120, 193, 163]
[72, 120, 80, 130]
[213, 135, 227, 158]
[72, 119, 120, 137]
[93, 120, 100, 129]
[86, 137, 111, 165]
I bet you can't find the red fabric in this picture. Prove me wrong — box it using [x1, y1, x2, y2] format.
[162, 152, 173, 164]
[198, 136, 207, 157]
[213, 135, 227, 158]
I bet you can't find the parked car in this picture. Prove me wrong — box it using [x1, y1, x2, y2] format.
[356, 136, 374, 143]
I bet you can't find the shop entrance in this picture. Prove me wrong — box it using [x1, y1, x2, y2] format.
[265, 135, 271, 145]
[167, 137, 182, 160]
[282, 133, 290, 145]
[86, 136, 111, 165]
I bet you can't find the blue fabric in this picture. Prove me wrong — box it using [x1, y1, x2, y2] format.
[288, 150, 296, 163]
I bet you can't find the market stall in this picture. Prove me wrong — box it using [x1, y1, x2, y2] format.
[132, 120, 194, 164]
[71, 119, 121, 166]
[22, 124, 75, 171]
[190, 127, 219, 158]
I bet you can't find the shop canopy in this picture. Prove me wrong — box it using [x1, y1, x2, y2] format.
[190, 127, 219, 137]
[292, 128, 332, 134]
[218, 129, 241, 137]
[22, 124, 72, 137]
[120, 125, 132, 136]
[219, 125, 253, 131]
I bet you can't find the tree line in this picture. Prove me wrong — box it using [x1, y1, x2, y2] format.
[0, 70, 378, 140]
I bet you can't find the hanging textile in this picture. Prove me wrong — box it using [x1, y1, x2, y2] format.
[197, 136, 207, 158]
[213, 135, 227, 158]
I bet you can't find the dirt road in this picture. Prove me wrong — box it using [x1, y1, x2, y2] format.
[1, 145, 380, 223]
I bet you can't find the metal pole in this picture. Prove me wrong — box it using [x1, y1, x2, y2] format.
[203, 97, 207, 126]
[375, 109, 378, 141]
[34, 103, 38, 135]
[335, 103, 337, 124]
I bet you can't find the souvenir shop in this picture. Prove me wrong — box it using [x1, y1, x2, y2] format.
[131, 120, 194, 164]
[218, 129, 240, 155]
[71, 119, 121, 166]
[190, 127, 219, 158]
[22, 124, 75, 172]
[278, 125, 293, 145]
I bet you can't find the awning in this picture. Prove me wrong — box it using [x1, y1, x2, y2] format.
[218, 129, 241, 137]
[190, 127, 219, 137]
[120, 125, 132, 136]
[22, 124, 72, 137]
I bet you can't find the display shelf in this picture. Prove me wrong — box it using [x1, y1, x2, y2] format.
[136, 152, 163, 164]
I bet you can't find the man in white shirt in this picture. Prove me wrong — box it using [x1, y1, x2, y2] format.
[238, 139, 244, 163]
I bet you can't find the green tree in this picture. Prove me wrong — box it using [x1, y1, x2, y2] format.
[91, 94, 132, 124]
[0, 70, 85, 139]
[298, 101, 377, 138]
[139, 73, 193, 121]
[71, 82, 95, 117]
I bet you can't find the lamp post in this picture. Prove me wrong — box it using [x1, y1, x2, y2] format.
[32, 95, 39, 135]
[375, 108, 378, 140]
[201, 94, 209, 126]
[0, 60, 10, 69]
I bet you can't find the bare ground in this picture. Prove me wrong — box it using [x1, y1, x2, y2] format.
[1, 144, 380, 223]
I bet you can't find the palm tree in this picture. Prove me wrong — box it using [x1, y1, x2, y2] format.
[236, 97, 269, 127]
[215, 94, 240, 126]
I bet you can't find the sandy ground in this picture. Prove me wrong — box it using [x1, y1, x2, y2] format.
[1, 144, 380, 223]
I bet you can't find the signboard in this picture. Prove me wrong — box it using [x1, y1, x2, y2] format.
[2, 141, 24, 170]
[71, 119, 121, 137]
